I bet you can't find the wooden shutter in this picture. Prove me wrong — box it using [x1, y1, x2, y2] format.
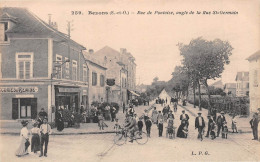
[31, 98, 37, 119]
[12, 98, 18, 119]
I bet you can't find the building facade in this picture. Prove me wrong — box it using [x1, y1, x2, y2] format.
[93, 46, 137, 105]
[246, 50, 260, 113]
[235, 72, 249, 97]
[83, 51, 107, 107]
[0, 7, 88, 121]
[223, 83, 236, 96]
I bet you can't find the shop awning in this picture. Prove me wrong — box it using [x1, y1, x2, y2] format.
[128, 90, 140, 96]
[58, 87, 80, 93]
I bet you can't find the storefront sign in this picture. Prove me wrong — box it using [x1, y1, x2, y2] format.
[0, 87, 39, 93]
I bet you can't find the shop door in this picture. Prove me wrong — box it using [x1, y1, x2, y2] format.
[19, 98, 37, 119]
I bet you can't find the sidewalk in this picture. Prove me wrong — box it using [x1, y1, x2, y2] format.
[179, 103, 252, 133]
[0, 102, 156, 135]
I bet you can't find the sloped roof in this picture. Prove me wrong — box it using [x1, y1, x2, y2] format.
[224, 83, 236, 89]
[210, 80, 223, 88]
[246, 50, 260, 61]
[235, 72, 249, 81]
[0, 7, 85, 50]
[94, 46, 121, 56]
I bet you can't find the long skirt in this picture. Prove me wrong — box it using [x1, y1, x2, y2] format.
[31, 134, 40, 152]
[57, 120, 64, 131]
[15, 137, 28, 156]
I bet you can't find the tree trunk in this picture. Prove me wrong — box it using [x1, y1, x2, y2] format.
[193, 82, 196, 108]
[204, 80, 211, 114]
[198, 80, 202, 111]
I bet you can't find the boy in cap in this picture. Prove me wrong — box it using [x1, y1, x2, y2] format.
[145, 117, 152, 137]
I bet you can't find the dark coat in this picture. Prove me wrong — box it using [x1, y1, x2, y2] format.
[145, 120, 152, 128]
[180, 114, 189, 121]
[216, 115, 226, 125]
[195, 116, 205, 128]
[138, 120, 143, 129]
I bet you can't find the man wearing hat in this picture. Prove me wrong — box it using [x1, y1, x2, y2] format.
[39, 117, 52, 157]
[180, 110, 189, 128]
[195, 112, 205, 141]
[205, 115, 214, 138]
[250, 112, 258, 140]
[216, 111, 226, 137]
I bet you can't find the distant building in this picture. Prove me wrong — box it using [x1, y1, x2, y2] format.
[0, 7, 88, 121]
[210, 80, 224, 89]
[246, 50, 260, 113]
[235, 72, 249, 97]
[93, 46, 137, 105]
[83, 51, 107, 107]
[223, 83, 236, 96]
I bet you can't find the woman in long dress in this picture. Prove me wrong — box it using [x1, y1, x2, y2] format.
[151, 107, 159, 124]
[30, 122, 41, 153]
[15, 120, 30, 157]
[177, 120, 186, 138]
[56, 109, 64, 131]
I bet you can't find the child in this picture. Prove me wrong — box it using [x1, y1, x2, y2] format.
[98, 113, 105, 130]
[30, 122, 41, 153]
[232, 115, 238, 133]
[210, 122, 216, 140]
[182, 125, 188, 138]
[145, 117, 152, 137]
[222, 121, 228, 139]
[137, 118, 143, 134]
[158, 119, 163, 137]
[167, 116, 174, 139]
[114, 118, 121, 133]
[39, 118, 52, 157]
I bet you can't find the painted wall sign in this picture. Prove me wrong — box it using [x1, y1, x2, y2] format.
[0, 87, 39, 93]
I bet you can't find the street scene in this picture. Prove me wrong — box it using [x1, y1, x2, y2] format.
[0, 0, 260, 162]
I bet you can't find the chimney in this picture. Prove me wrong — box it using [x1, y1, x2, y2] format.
[48, 14, 58, 30]
[48, 14, 52, 25]
[89, 49, 94, 54]
[120, 48, 127, 54]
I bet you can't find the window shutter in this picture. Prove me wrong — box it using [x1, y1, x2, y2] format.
[31, 98, 37, 119]
[12, 98, 18, 119]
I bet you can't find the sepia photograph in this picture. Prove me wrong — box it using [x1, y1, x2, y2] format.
[0, 0, 259, 161]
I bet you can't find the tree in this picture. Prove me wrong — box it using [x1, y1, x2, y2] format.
[153, 76, 159, 83]
[179, 37, 233, 113]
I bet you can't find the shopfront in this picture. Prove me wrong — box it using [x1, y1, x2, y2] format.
[0, 85, 48, 120]
[55, 86, 88, 113]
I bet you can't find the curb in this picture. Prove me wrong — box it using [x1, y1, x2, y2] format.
[178, 104, 252, 134]
[0, 131, 117, 136]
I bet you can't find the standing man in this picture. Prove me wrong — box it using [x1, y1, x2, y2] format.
[180, 110, 190, 128]
[205, 115, 214, 138]
[216, 111, 226, 137]
[211, 107, 217, 122]
[195, 112, 205, 141]
[250, 113, 259, 140]
[38, 108, 48, 120]
[39, 118, 52, 157]
[145, 117, 152, 137]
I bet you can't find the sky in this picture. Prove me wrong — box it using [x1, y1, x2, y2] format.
[2, 0, 260, 85]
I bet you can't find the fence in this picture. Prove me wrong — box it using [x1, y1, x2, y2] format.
[188, 95, 249, 116]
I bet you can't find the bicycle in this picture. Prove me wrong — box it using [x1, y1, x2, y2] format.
[114, 128, 148, 145]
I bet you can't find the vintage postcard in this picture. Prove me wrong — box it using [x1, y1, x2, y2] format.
[0, 0, 259, 161]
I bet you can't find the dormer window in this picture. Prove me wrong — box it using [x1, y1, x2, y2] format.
[0, 22, 8, 42]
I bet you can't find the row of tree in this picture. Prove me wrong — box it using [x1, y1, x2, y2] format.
[171, 37, 233, 113]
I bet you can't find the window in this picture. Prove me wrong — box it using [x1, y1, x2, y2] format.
[100, 74, 105, 87]
[16, 53, 33, 79]
[0, 22, 8, 42]
[92, 72, 97, 86]
[83, 64, 87, 82]
[65, 57, 70, 79]
[72, 60, 77, 80]
[253, 70, 258, 87]
[55, 54, 62, 79]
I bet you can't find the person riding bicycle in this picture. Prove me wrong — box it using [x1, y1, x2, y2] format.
[125, 114, 138, 143]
